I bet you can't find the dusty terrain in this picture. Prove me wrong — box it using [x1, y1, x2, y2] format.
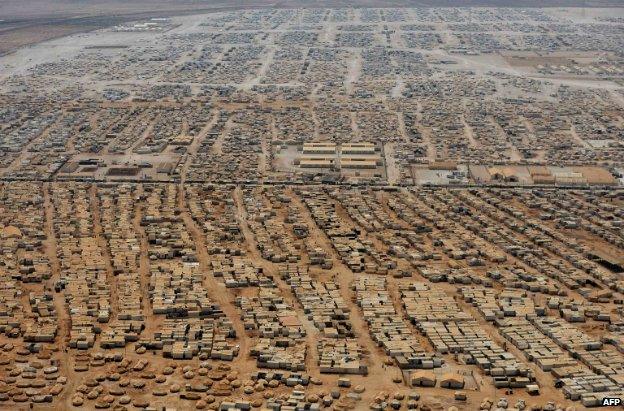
[0, 5, 623, 411]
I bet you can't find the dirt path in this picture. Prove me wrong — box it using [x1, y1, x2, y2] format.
[345, 53, 361, 95]
[89, 184, 119, 327]
[132, 184, 158, 337]
[177, 183, 249, 365]
[384, 142, 399, 185]
[42, 183, 77, 408]
[461, 115, 480, 149]
[42, 183, 69, 347]
[232, 186, 323, 378]
[127, 114, 159, 154]
[288, 189, 393, 386]
[179, 109, 219, 183]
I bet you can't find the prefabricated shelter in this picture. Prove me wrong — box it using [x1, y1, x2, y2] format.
[440, 373, 465, 389]
[341, 142, 377, 155]
[411, 370, 437, 387]
[302, 143, 336, 155]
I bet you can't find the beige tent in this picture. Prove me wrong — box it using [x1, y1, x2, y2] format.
[410, 370, 436, 387]
[440, 372, 465, 389]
